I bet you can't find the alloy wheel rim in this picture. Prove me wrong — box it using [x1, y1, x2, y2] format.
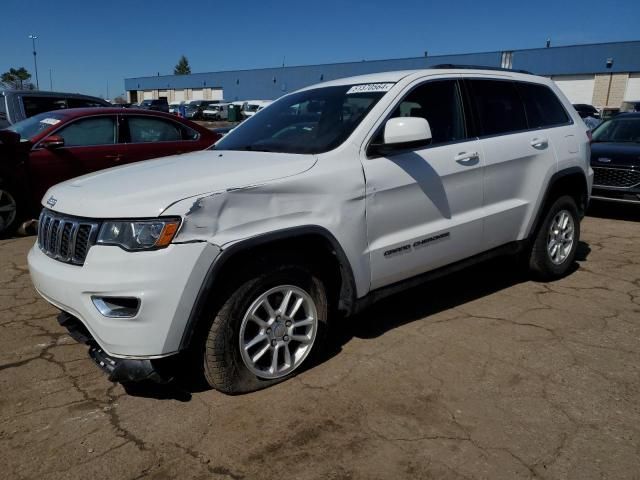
[547, 209, 575, 265]
[239, 285, 318, 379]
[0, 189, 17, 232]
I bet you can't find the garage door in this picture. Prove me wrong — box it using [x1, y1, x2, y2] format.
[211, 88, 224, 101]
[173, 90, 185, 102]
[191, 89, 204, 100]
[552, 75, 595, 104]
[143, 91, 153, 100]
[625, 74, 640, 101]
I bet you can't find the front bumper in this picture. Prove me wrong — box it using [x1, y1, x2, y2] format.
[28, 241, 220, 358]
[57, 312, 171, 383]
[591, 186, 640, 204]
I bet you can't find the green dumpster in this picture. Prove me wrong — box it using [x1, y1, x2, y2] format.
[228, 104, 241, 122]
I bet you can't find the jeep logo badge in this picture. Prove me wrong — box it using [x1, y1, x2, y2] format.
[597, 157, 612, 163]
[46, 196, 57, 207]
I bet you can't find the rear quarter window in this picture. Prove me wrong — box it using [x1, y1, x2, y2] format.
[516, 82, 570, 129]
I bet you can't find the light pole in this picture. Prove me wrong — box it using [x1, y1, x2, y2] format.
[28, 34, 39, 90]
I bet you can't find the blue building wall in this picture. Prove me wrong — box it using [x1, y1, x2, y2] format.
[125, 41, 640, 101]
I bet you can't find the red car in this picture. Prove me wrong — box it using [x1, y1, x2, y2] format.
[0, 108, 220, 236]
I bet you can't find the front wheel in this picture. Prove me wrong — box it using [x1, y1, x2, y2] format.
[203, 265, 327, 394]
[528, 195, 581, 280]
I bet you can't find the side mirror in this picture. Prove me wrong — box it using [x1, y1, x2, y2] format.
[0, 129, 20, 145]
[40, 135, 65, 149]
[368, 117, 432, 157]
[384, 117, 432, 145]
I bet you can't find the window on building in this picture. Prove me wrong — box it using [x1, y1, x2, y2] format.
[501, 51, 514, 69]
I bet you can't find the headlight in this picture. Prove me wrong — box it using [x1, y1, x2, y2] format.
[97, 218, 181, 251]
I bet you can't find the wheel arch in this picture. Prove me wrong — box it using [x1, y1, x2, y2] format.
[178, 225, 357, 351]
[528, 166, 589, 239]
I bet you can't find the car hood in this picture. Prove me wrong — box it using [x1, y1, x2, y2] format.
[43, 149, 317, 218]
[591, 142, 640, 168]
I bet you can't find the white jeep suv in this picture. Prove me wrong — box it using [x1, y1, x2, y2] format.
[28, 67, 593, 393]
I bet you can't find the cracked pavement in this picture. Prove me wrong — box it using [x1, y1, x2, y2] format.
[1, 207, 639, 479]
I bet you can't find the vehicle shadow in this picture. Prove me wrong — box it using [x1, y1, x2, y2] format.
[587, 201, 639, 221]
[327, 241, 590, 350]
[124, 241, 591, 399]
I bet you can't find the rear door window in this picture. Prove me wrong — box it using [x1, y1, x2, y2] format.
[127, 116, 197, 142]
[56, 116, 117, 146]
[468, 79, 528, 136]
[516, 82, 570, 129]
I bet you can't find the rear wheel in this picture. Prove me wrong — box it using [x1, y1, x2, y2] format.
[528, 195, 580, 280]
[203, 264, 327, 394]
[0, 183, 20, 238]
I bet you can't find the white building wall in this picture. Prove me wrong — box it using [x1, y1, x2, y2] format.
[552, 75, 595, 104]
[625, 74, 640, 101]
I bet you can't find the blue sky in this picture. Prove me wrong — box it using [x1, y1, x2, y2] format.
[2, 0, 638, 99]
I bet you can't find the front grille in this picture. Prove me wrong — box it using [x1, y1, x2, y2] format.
[593, 167, 640, 189]
[38, 209, 100, 265]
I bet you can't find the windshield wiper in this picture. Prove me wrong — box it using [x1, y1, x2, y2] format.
[240, 145, 274, 152]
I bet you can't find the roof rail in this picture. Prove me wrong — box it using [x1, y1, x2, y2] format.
[430, 64, 533, 75]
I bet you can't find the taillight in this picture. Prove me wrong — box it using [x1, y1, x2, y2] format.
[586, 129, 592, 143]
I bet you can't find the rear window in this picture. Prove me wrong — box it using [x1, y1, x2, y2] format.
[67, 98, 107, 109]
[468, 80, 528, 136]
[21, 96, 68, 118]
[517, 83, 569, 128]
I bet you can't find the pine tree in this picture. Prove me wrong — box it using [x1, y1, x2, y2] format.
[174, 56, 191, 75]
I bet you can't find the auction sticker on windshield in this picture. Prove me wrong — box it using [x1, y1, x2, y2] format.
[40, 118, 61, 125]
[346, 83, 395, 94]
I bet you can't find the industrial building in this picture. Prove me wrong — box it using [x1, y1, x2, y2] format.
[125, 40, 640, 111]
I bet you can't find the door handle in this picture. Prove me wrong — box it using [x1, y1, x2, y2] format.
[530, 137, 548, 149]
[105, 154, 123, 161]
[454, 151, 479, 164]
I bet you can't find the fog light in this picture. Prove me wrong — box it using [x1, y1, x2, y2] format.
[92, 296, 140, 318]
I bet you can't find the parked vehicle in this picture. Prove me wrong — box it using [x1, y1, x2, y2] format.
[168, 101, 184, 115]
[242, 100, 273, 118]
[621, 100, 640, 113]
[0, 90, 110, 128]
[202, 103, 229, 121]
[0, 108, 219, 236]
[138, 99, 169, 113]
[28, 68, 592, 394]
[573, 103, 600, 119]
[184, 100, 218, 120]
[589, 112, 640, 204]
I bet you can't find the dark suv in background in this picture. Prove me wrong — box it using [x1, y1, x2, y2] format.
[0, 90, 110, 128]
[138, 99, 169, 113]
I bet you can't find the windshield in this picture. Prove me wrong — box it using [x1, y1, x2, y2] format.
[244, 104, 260, 112]
[140, 100, 152, 106]
[592, 117, 640, 143]
[6, 111, 67, 141]
[214, 84, 391, 154]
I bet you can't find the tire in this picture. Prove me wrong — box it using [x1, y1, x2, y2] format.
[0, 180, 21, 239]
[528, 195, 580, 280]
[203, 263, 328, 394]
